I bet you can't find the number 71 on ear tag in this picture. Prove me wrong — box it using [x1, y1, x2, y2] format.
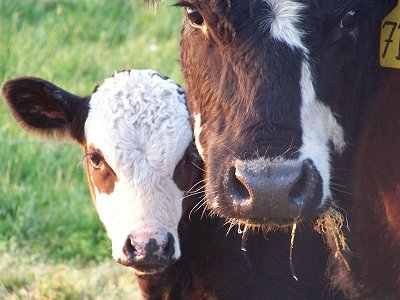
[380, 0, 400, 69]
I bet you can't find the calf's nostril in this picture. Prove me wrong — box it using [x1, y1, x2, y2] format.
[227, 166, 251, 205]
[162, 233, 175, 258]
[123, 234, 137, 257]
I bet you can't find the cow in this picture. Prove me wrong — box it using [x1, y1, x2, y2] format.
[2, 71, 343, 299]
[148, 0, 399, 297]
[346, 72, 400, 298]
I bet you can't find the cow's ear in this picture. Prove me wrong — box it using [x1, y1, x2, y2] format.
[1, 77, 89, 144]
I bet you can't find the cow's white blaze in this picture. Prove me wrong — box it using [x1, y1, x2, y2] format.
[84, 70, 192, 261]
[264, 0, 345, 207]
[299, 61, 345, 205]
[265, 0, 308, 55]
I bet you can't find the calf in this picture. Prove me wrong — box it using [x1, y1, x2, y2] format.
[2, 70, 192, 275]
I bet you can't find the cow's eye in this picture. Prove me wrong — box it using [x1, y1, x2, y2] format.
[340, 10, 358, 30]
[186, 7, 204, 28]
[89, 153, 103, 168]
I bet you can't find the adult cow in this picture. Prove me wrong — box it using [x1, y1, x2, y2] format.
[148, 0, 399, 297]
[2, 71, 341, 299]
[346, 72, 400, 298]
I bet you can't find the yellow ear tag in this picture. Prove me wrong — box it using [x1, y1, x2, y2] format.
[380, 1, 400, 69]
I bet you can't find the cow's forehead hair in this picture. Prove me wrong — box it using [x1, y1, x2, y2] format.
[179, 0, 364, 10]
[246, 0, 362, 52]
[245, 0, 361, 9]
[84, 69, 191, 184]
[262, 0, 308, 54]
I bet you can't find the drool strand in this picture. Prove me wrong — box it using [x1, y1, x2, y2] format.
[290, 222, 299, 281]
[237, 223, 244, 234]
[240, 225, 250, 252]
[240, 223, 254, 279]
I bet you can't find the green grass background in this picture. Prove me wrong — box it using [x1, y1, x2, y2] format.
[0, 0, 182, 298]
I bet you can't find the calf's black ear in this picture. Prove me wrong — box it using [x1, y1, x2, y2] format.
[1, 77, 89, 144]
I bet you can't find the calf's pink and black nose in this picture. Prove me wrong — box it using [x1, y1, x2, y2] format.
[118, 232, 175, 273]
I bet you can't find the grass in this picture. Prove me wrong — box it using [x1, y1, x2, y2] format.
[0, 0, 183, 298]
[0, 244, 141, 300]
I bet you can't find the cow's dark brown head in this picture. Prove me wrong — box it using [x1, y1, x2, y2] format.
[170, 0, 394, 227]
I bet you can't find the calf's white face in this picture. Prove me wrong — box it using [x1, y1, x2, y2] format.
[84, 71, 191, 268]
[1, 70, 192, 275]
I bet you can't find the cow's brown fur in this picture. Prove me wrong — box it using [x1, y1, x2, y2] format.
[350, 71, 400, 298]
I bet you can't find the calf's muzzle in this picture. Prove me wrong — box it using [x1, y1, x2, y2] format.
[118, 231, 175, 274]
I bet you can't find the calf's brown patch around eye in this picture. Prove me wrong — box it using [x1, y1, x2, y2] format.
[85, 145, 117, 196]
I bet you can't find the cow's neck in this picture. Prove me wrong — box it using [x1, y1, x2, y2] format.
[349, 71, 400, 297]
[327, 70, 400, 297]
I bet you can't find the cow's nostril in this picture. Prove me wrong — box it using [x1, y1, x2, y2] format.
[162, 233, 175, 258]
[227, 166, 251, 205]
[123, 235, 137, 257]
[288, 160, 317, 207]
[288, 167, 307, 206]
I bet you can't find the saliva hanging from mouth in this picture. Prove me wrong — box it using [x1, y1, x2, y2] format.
[290, 222, 299, 281]
[239, 225, 250, 252]
[236, 218, 300, 282]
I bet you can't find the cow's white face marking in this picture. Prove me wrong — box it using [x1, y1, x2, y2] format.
[84, 70, 192, 262]
[263, 1, 345, 206]
[264, 0, 308, 55]
[298, 61, 345, 206]
[236, 61, 345, 211]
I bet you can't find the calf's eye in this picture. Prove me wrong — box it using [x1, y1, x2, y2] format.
[89, 153, 103, 168]
[186, 7, 204, 27]
[340, 10, 358, 30]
